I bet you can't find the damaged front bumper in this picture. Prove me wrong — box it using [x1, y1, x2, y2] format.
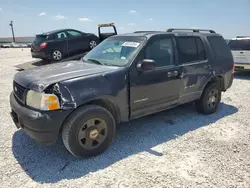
[9, 92, 73, 145]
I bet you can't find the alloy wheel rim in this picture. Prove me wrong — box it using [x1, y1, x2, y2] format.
[207, 89, 219, 109]
[53, 51, 62, 60]
[90, 41, 97, 49]
[78, 118, 108, 150]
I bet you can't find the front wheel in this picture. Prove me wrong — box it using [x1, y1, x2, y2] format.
[62, 105, 116, 157]
[195, 82, 221, 114]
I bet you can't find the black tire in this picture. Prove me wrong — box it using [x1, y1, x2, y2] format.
[195, 82, 221, 114]
[51, 50, 63, 61]
[62, 105, 116, 157]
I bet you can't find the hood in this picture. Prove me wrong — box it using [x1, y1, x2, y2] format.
[14, 60, 119, 92]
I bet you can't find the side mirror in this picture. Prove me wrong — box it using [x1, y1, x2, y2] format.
[137, 59, 156, 71]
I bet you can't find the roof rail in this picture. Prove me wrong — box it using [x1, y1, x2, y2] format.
[167, 28, 216, 34]
[98, 22, 115, 27]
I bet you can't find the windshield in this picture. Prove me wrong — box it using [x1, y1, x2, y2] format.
[229, 39, 250, 51]
[83, 36, 146, 67]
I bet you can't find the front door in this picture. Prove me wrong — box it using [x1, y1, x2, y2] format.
[129, 35, 182, 119]
[66, 30, 88, 55]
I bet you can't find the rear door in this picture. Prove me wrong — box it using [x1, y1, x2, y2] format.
[176, 36, 211, 103]
[53, 31, 69, 56]
[66, 30, 88, 55]
[229, 39, 250, 64]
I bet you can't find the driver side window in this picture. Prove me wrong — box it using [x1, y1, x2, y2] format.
[67, 30, 82, 37]
[144, 37, 174, 67]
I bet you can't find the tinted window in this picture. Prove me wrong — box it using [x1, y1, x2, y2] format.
[196, 38, 206, 60]
[67, 30, 82, 37]
[56, 32, 67, 39]
[229, 39, 250, 51]
[145, 38, 174, 67]
[34, 35, 49, 43]
[177, 37, 198, 63]
[207, 36, 232, 58]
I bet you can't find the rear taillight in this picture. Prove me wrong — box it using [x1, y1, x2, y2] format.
[232, 62, 235, 73]
[40, 42, 47, 49]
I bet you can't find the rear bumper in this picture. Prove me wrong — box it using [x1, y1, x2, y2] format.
[31, 51, 50, 60]
[227, 73, 234, 89]
[10, 92, 72, 145]
[235, 63, 250, 71]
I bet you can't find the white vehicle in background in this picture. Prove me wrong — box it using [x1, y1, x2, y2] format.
[229, 36, 250, 71]
[20, 43, 28, 48]
[10, 42, 20, 48]
[1, 43, 11, 48]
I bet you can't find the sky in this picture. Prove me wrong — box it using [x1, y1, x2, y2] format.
[0, 0, 249, 39]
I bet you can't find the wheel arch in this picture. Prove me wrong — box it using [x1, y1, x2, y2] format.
[60, 96, 120, 129]
[84, 98, 121, 123]
[203, 75, 225, 93]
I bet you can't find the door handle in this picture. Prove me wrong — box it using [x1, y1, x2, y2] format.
[167, 71, 178, 77]
[240, 51, 244, 54]
[204, 64, 211, 69]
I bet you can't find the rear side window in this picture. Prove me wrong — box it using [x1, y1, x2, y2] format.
[229, 39, 250, 51]
[196, 38, 206, 60]
[67, 30, 82, 37]
[207, 36, 232, 58]
[56, 32, 67, 39]
[176, 37, 206, 64]
[34, 35, 49, 43]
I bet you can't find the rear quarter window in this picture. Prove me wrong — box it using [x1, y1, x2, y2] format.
[34, 35, 49, 43]
[207, 36, 232, 59]
[229, 39, 250, 51]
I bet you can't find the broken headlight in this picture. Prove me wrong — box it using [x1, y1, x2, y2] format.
[26, 90, 60, 111]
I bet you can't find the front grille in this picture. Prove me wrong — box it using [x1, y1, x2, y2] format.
[13, 81, 26, 102]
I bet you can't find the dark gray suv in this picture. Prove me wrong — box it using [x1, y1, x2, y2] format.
[10, 28, 234, 157]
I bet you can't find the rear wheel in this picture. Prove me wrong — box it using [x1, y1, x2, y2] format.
[62, 105, 116, 157]
[52, 50, 62, 61]
[89, 40, 98, 49]
[195, 82, 221, 114]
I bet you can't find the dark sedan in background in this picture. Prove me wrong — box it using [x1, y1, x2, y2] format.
[31, 29, 100, 61]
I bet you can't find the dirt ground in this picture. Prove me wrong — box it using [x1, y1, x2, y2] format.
[0, 48, 250, 188]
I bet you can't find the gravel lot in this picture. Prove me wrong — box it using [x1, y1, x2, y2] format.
[0, 48, 250, 188]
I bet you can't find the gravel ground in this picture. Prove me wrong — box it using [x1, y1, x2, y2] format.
[0, 48, 250, 188]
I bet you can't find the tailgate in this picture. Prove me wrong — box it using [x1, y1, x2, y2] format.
[32, 34, 49, 51]
[231, 50, 250, 64]
[229, 39, 250, 64]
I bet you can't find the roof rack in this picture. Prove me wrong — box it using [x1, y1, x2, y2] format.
[98, 22, 115, 27]
[167, 28, 216, 34]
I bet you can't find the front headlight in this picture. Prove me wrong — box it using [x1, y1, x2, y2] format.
[26, 90, 60, 111]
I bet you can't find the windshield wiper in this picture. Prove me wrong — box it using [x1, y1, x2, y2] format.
[86, 58, 103, 65]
